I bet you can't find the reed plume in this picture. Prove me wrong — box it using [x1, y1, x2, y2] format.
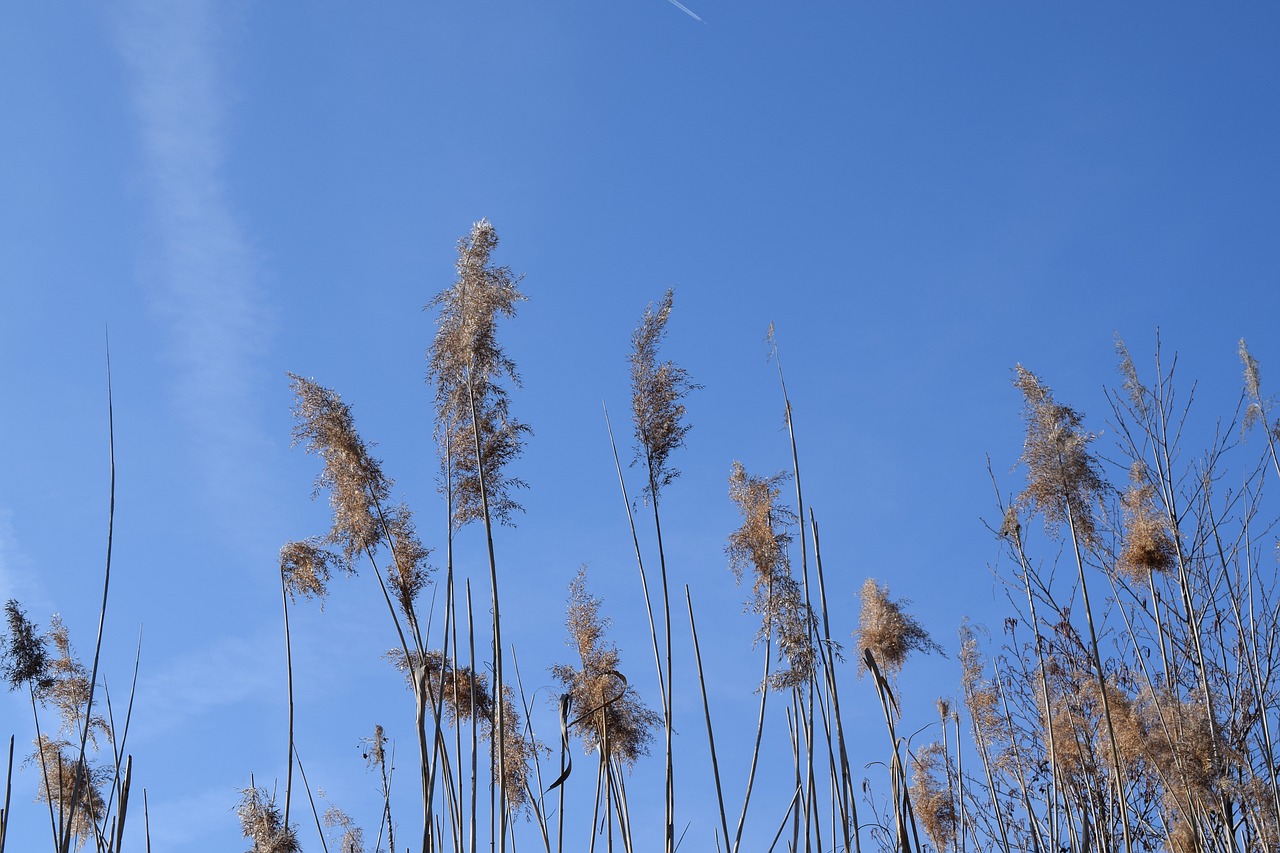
[285, 372, 392, 574]
[2, 600, 52, 694]
[1117, 463, 1175, 584]
[238, 785, 300, 853]
[630, 288, 695, 502]
[427, 218, 529, 530]
[1013, 364, 1109, 545]
[910, 742, 957, 852]
[31, 736, 106, 849]
[551, 567, 661, 766]
[855, 578, 942, 679]
[725, 462, 817, 689]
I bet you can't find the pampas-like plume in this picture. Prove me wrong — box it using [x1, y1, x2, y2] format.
[238, 785, 300, 853]
[725, 462, 818, 689]
[323, 803, 366, 853]
[551, 567, 662, 766]
[31, 736, 106, 849]
[855, 578, 942, 679]
[1013, 365, 1109, 545]
[1117, 463, 1175, 584]
[286, 373, 392, 572]
[630, 288, 696, 501]
[2, 599, 52, 693]
[427, 219, 529, 529]
[910, 742, 957, 852]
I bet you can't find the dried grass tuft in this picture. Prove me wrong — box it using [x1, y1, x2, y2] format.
[726, 462, 818, 689]
[1013, 365, 1109, 544]
[551, 567, 662, 766]
[855, 578, 942, 679]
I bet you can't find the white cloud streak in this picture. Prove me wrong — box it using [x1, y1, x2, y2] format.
[115, 2, 275, 542]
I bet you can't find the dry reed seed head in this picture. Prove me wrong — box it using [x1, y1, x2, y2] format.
[1234, 774, 1280, 850]
[31, 735, 107, 848]
[384, 504, 432, 616]
[428, 220, 529, 530]
[998, 505, 1021, 541]
[1239, 338, 1276, 436]
[1114, 335, 1150, 417]
[440, 403, 530, 529]
[2, 599, 52, 693]
[1136, 688, 1230, 804]
[726, 462, 793, 588]
[552, 567, 662, 765]
[959, 624, 1001, 739]
[387, 648, 494, 725]
[280, 539, 337, 605]
[1013, 365, 1110, 545]
[725, 462, 819, 688]
[910, 742, 958, 852]
[363, 724, 386, 769]
[854, 578, 943, 679]
[1118, 465, 1176, 584]
[487, 685, 543, 813]
[238, 785, 300, 853]
[43, 616, 109, 744]
[630, 288, 697, 500]
[323, 804, 366, 853]
[287, 373, 391, 569]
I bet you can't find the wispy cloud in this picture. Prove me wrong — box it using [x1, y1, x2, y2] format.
[0, 505, 45, 609]
[114, 2, 276, 547]
[133, 629, 279, 739]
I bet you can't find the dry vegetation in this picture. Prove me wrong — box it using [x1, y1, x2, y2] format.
[4, 223, 1280, 853]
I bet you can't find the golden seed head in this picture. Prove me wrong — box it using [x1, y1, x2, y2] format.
[1013, 365, 1109, 545]
[630, 289, 696, 501]
[427, 219, 529, 530]
[552, 567, 662, 766]
[855, 578, 942, 679]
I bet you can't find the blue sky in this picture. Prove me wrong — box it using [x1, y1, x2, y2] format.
[2, 2, 1279, 850]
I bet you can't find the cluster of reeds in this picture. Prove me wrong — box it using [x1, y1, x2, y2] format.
[226, 232, 1280, 852]
[0, 363, 146, 852]
[6, 223, 1280, 853]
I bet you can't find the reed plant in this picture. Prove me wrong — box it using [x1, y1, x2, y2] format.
[7, 227, 1280, 853]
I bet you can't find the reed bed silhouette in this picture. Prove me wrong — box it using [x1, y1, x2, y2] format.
[4, 223, 1280, 853]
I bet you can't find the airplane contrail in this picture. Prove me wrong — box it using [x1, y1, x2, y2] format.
[665, 0, 704, 22]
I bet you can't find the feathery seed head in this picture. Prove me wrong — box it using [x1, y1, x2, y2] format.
[280, 539, 336, 604]
[238, 785, 300, 853]
[323, 804, 366, 853]
[32, 735, 107, 847]
[1115, 335, 1149, 417]
[363, 724, 386, 770]
[388, 649, 494, 726]
[491, 685, 542, 813]
[630, 289, 696, 501]
[552, 567, 661, 765]
[2, 599, 52, 693]
[911, 742, 957, 852]
[384, 504, 432, 617]
[1013, 365, 1109, 545]
[959, 623, 1001, 739]
[428, 220, 529, 530]
[288, 373, 391, 569]
[726, 463, 818, 689]
[44, 615, 109, 743]
[1239, 338, 1274, 435]
[1118, 463, 1175, 583]
[855, 578, 943, 679]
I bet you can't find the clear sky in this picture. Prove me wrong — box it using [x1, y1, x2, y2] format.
[2, 3, 1279, 850]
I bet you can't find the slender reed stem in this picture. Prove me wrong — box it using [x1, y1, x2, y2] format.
[685, 587, 731, 848]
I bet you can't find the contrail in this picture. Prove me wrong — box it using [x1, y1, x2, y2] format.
[665, 0, 704, 22]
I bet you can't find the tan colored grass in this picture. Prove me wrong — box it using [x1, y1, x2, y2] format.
[855, 578, 942, 679]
